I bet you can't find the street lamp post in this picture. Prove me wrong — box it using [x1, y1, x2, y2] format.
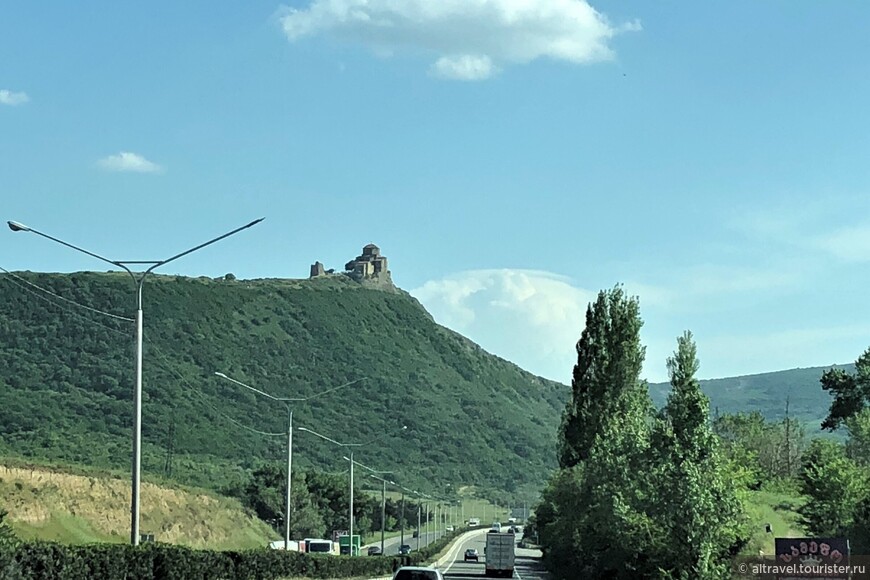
[417, 498, 429, 552]
[8, 218, 263, 545]
[298, 425, 407, 556]
[400, 488, 405, 548]
[214, 372, 364, 551]
[352, 461, 393, 557]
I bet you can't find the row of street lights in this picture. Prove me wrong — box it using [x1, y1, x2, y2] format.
[213, 372, 367, 551]
[7, 218, 458, 553]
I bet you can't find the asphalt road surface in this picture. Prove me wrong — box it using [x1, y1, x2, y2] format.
[363, 529, 444, 557]
[437, 530, 551, 580]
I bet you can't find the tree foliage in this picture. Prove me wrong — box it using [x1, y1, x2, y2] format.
[713, 409, 806, 484]
[0, 507, 16, 548]
[0, 271, 567, 497]
[541, 292, 747, 579]
[798, 439, 869, 542]
[558, 287, 647, 469]
[821, 347, 870, 431]
[227, 464, 426, 540]
[646, 332, 744, 579]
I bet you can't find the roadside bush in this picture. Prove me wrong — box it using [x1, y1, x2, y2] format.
[7, 541, 398, 580]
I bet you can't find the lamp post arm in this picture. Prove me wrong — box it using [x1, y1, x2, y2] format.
[214, 372, 284, 403]
[154, 218, 264, 269]
[297, 427, 354, 448]
[291, 377, 366, 401]
[10, 223, 123, 270]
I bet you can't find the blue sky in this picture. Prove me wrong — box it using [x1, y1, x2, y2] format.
[3, 1, 870, 384]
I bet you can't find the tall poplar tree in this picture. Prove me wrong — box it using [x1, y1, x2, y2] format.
[558, 286, 647, 468]
[648, 332, 744, 579]
[542, 287, 654, 578]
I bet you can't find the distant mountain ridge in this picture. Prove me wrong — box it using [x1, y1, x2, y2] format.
[648, 364, 854, 430]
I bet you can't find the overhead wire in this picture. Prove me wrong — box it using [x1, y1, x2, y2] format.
[148, 342, 285, 438]
[0, 266, 134, 322]
[0, 269, 284, 439]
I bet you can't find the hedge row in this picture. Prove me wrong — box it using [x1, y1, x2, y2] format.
[0, 542, 394, 580]
[0, 527, 470, 580]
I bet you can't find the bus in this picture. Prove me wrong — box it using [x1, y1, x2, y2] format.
[302, 538, 333, 554]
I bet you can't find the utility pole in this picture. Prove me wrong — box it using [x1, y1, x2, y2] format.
[416, 503, 421, 551]
[380, 479, 386, 557]
[400, 490, 405, 547]
[163, 419, 175, 478]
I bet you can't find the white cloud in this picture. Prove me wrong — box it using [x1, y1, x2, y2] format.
[431, 55, 498, 81]
[276, 0, 639, 80]
[412, 266, 814, 385]
[412, 269, 596, 382]
[0, 90, 29, 106]
[97, 152, 164, 174]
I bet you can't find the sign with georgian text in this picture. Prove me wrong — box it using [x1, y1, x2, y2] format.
[774, 538, 850, 579]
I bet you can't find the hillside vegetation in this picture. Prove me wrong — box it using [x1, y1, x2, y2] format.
[0, 271, 567, 498]
[649, 364, 850, 432]
[0, 463, 273, 548]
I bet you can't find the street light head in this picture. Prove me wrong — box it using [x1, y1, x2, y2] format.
[214, 372, 227, 378]
[7, 221, 30, 232]
[297, 427, 310, 432]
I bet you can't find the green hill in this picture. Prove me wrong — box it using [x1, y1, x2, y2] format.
[648, 364, 853, 433]
[0, 271, 568, 499]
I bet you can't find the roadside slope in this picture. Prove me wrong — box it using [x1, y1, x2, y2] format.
[0, 463, 273, 549]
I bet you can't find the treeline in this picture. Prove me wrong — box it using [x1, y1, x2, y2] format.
[534, 288, 747, 579]
[797, 349, 870, 553]
[224, 464, 433, 540]
[534, 287, 870, 579]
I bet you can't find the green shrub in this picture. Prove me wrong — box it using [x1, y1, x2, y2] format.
[8, 540, 399, 579]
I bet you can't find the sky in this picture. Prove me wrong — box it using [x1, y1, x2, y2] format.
[2, 1, 870, 384]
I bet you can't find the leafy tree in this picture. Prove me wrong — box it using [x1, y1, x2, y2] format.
[821, 347, 870, 430]
[845, 408, 870, 466]
[798, 439, 869, 537]
[713, 410, 804, 483]
[558, 287, 647, 468]
[541, 287, 653, 578]
[0, 507, 15, 549]
[646, 332, 744, 579]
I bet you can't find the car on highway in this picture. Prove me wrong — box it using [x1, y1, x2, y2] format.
[445, 525, 454, 532]
[412, 530, 419, 538]
[367, 545, 382, 556]
[464, 548, 479, 562]
[398, 544, 412, 555]
[392, 566, 444, 580]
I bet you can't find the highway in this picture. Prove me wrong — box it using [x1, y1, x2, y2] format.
[436, 529, 551, 579]
[363, 529, 445, 556]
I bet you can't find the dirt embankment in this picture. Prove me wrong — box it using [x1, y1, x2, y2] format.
[0, 464, 273, 549]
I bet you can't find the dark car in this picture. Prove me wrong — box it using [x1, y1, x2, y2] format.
[392, 567, 444, 580]
[412, 530, 419, 538]
[399, 544, 412, 555]
[367, 545, 382, 556]
[464, 548, 479, 562]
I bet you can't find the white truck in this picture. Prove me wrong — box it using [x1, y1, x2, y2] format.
[484, 531, 516, 578]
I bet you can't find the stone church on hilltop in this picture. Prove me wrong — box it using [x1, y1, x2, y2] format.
[310, 243, 394, 289]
